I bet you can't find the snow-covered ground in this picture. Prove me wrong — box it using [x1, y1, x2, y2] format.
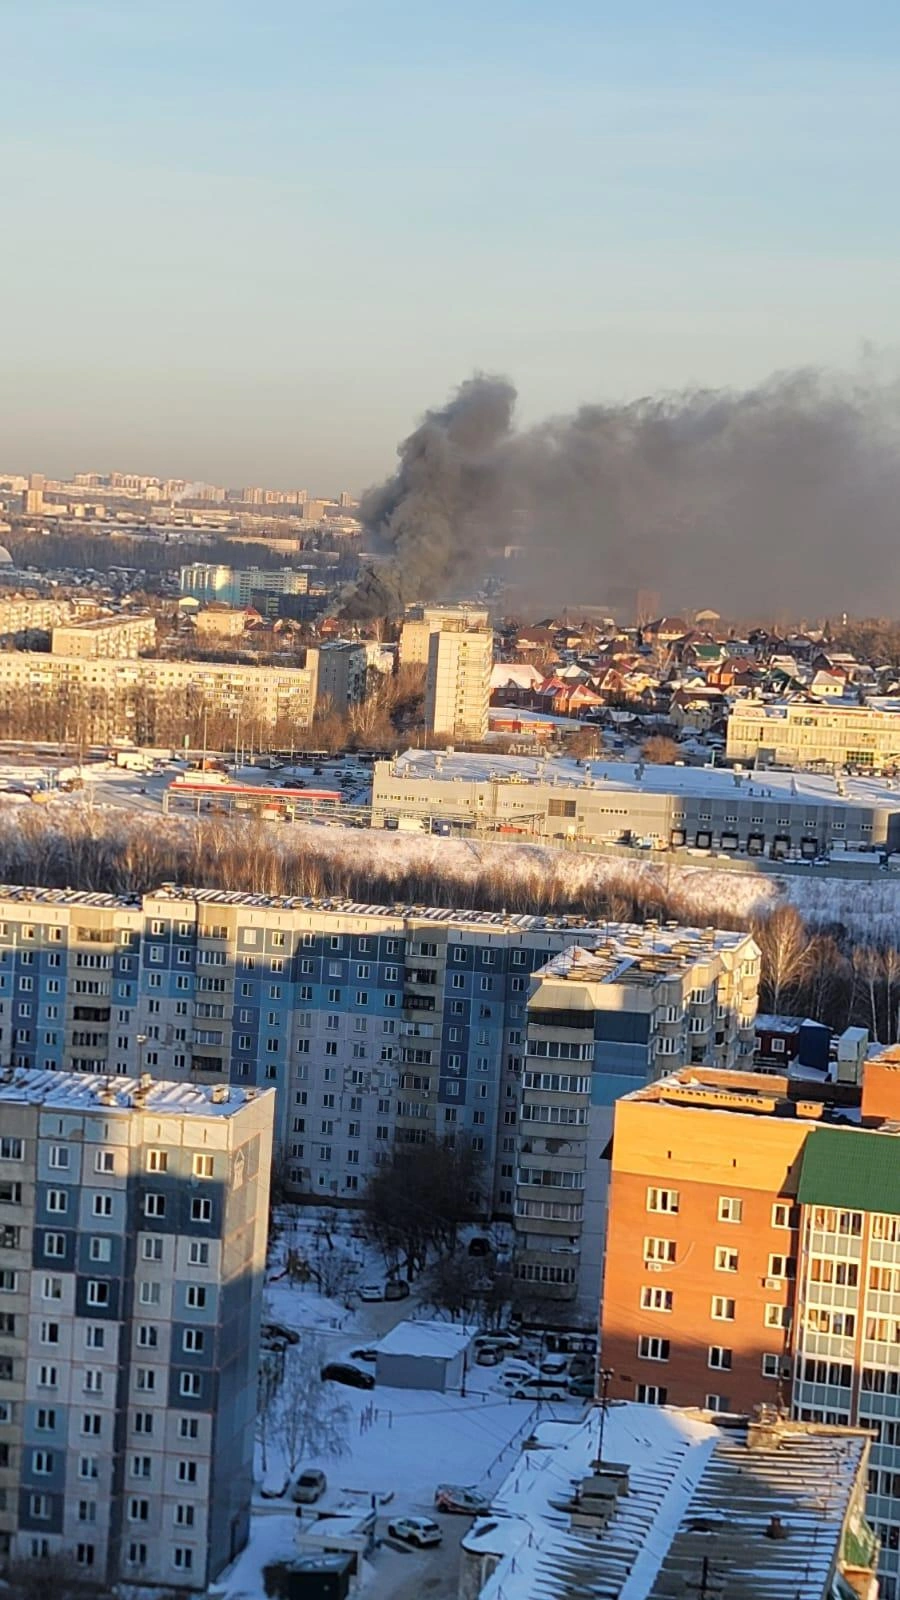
[219, 1214, 585, 1600]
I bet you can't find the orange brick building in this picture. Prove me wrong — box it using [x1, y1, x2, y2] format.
[600, 1058, 900, 1597]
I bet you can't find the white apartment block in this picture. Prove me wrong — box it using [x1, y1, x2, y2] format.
[0, 654, 317, 740]
[424, 624, 493, 742]
[0, 1069, 273, 1589]
[399, 604, 491, 668]
[51, 614, 157, 660]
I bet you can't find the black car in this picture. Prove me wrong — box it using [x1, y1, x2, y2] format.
[320, 1362, 375, 1390]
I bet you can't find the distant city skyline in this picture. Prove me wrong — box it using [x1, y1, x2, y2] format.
[2, 1, 899, 491]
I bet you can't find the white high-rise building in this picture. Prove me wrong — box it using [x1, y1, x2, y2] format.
[424, 623, 493, 742]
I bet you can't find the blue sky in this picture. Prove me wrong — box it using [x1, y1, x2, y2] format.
[1, 0, 898, 490]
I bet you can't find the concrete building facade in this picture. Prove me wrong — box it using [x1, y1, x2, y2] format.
[372, 748, 900, 856]
[399, 605, 490, 668]
[727, 697, 900, 772]
[600, 1058, 900, 1599]
[51, 614, 157, 660]
[307, 642, 368, 711]
[0, 654, 317, 740]
[179, 565, 309, 608]
[0, 1068, 273, 1589]
[424, 625, 493, 742]
[515, 930, 759, 1317]
[0, 890, 758, 1229]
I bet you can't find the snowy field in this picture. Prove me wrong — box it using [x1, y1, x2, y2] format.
[2, 761, 900, 935]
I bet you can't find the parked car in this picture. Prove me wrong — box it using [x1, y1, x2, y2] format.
[358, 1284, 384, 1303]
[388, 1516, 443, 1548]
[498, 1364, 539, 1392]
[384, 1279, 410, 1301]
[434, 1484, 491, 1515]
[475, 1346, 502, 1367]
[350, 1347, 378, 1363]
[320, 1362, 375, 1391]
[512, 1377, 568, 1402]
[260, 1469, 289, 1499]
[262, 1321, 300, 1345]
[291, 1468, 327, 1504]
[568, 1376, 596, 1398]
[540, 1356, 570, 1377]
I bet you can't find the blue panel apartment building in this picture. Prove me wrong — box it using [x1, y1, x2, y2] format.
[0, 888, 760, 1223]
[0, 1068, 273, 1588]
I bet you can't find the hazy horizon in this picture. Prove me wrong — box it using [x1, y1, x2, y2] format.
[2, 1, 899, 493]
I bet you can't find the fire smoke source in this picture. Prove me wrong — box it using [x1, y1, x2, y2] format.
[342, 367, 900, 619]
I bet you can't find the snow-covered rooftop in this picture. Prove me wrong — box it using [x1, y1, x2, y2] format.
[534, 927, 742, 987]
[374, 1318, 475, 1360]
[0, 1066, 264, 1119]
[465, 1407, 872, 1600]
[385, 747, 900, 810]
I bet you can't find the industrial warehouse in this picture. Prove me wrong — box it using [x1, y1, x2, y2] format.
[371, 748, 900, 858]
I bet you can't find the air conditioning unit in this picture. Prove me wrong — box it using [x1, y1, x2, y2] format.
[646, 1262, 663, 1273]
[781, 1364, 792, 1380]
[764, 1277, 782, 1290]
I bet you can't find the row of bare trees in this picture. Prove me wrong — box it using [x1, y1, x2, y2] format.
[753, 904, 900, 1042]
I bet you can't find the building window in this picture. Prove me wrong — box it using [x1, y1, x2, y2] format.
[174, 1549, 194, 1572]
[761, 1354, 782, 1379]
[192, 1154, 214, 1179]
[714, 1246, 739, 1273]
[767, 1253, 796, 1281]
[180, 1373, 202, 1398]
[634, 1384, 667, 1405]
[643, 1237, 676, 1264]
[640, 1287, 673, 1313]
[646, 1187, 679, 1214]
[143, 1194, 166, 1218]
[711, 1296, 736, 1321]
[764, 1304, 791, 1329]
[708, 1346, 732, 1370]
[771, 1202, 798, 1229]
[637, 1336, 670, 1361]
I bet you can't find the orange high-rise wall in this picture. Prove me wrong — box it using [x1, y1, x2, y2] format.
[601, 1095, 814, 1411]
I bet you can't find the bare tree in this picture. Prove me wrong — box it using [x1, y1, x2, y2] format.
[641, 734, 680, 763]
[752, 905, 811, 1013]
[271, 1338, 351, 1478]
[308, 1243, 362, 1308]
[257, 1348, 283, 1474]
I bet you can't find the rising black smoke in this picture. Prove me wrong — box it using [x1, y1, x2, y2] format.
[341, 367, 900, 619]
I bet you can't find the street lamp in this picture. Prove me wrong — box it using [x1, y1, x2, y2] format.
[594, 1367, 614, 1467]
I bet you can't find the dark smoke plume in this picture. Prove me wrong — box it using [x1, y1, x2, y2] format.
[342, 367, 900, 619]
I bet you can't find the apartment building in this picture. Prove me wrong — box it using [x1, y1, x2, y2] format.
[0, 1067, 273, 1589]
[0, 654, 317, 740]
[306, 641, 368, 710]
[372, 747, 900, 855]
[599, 1056, 900, 1599]
[425, 624, 493, 742]
[727, 697, 900, 772]
[514, 929, 759, 1317]
[0, 889, 760, 1225]
[51, 614, 157, 660]
[399, 605, 490, 668]
[0, 598, 73, 643]
[179, 564, 309, 608]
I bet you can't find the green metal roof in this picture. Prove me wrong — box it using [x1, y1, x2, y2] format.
[798, 1126, 900, 1215]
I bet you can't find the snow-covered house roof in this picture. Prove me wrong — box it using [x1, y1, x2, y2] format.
[463, 1407, 875, 1600]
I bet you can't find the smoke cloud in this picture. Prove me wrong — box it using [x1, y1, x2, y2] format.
[342, 366, 900, 620]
